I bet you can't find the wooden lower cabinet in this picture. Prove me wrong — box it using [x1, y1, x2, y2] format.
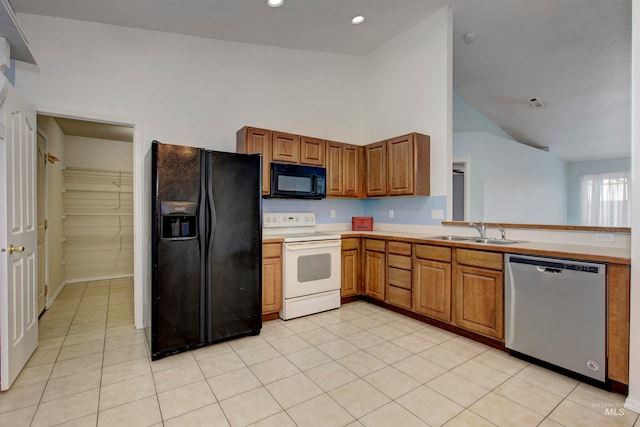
[608, 263, 631, 384]
[387, 242, 412, 310]
[454, 265, 504, 340]
[262, 242, 283, 315]
[341, 238, 361, 297]
[364, 239, 386, 300]
[413, 259, 451, 322]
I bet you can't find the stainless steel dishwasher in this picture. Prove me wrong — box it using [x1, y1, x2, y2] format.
[505, 254, 607, 382]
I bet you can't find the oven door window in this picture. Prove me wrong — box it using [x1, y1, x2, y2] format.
[298, 253, 331, 282]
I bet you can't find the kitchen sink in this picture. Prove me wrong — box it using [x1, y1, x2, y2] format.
[472, 238, 526, 245]
[430, 236, 526, 245]
[432, 235, 475, 241]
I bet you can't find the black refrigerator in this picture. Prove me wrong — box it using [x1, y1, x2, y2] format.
[150, 141, 262, 360]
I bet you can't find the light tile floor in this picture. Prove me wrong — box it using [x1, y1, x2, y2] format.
[1, 279, 638, 427]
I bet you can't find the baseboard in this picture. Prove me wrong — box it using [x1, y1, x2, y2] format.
[45, 281, 67, 309]
[65, 273, 134, 284]
[624, 396, 640, 413]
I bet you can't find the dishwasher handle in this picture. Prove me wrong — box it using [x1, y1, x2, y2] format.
[507, 255, 605, 275]
[537, 266, 562, 274]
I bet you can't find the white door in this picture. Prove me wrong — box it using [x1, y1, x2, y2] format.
[0, 76, 38, 391]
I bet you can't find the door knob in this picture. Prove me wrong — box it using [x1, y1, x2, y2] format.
[7, 245, 25, 254]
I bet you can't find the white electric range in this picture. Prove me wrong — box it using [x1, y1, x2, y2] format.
[263, 212, 341, 320]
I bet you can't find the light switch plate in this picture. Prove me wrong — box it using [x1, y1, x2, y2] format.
[431, 209, 444, 220]
[389, 210, 394, 218]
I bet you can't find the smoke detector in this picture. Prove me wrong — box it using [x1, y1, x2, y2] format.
[528, 98, 545, 108]
[463, 33, 477, 44]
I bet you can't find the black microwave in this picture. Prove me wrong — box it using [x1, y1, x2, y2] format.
[268, 162, 326, 199]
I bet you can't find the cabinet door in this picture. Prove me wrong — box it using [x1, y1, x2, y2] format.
[343, 144, 362, 198]
[262, 243, 283, 315]
[366, 142, 387, 196]
[326, 142, 343, 196]
[236, 127, 271, 195]
[387, 135, 414, 195]
[413, 259, 451, 322]
[341, 249, 360, 297]
[300, 136, 325, 166]
[364, 250, 386, 300]
[272, 132, 300, 163]
[454, 265, 503, 340]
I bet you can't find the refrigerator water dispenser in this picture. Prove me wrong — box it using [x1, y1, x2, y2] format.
[160, 201, 197, 239]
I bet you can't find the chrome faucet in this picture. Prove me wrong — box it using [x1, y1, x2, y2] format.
[500, 227, 507, 240]
[469, 221, 486, 238]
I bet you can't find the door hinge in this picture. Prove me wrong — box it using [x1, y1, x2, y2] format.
[45, 284, 49, 296]
[45, 219, 48, 230]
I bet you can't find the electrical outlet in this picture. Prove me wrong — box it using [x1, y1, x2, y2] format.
[595, 234, 615, 242]
[330, 210, 336, 218]
[431, 209, 444, 220]
[389, 210, 394, 218]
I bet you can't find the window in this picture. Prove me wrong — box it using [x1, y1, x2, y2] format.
[581, 171, 631, 227]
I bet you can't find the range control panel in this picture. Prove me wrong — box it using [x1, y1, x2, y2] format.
[263, 212, 316, 228]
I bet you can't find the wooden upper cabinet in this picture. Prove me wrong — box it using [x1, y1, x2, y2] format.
[326, 142, 343, 196]
[272, 132, 300, 163]
[300, 136, 325, 166]
[236, 127, 271, 196]
[387, 133, 430, 196]
[343, 144, 363, 198]
[366, 142, 387, 197]
[326, 142, 363, 198]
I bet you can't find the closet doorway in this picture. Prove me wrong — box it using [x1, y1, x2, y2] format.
[37, 115, 134, 310]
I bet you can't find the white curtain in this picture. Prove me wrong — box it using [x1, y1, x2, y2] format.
[581, 171, 631, 227]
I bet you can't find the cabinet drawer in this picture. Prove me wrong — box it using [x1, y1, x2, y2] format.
[341, 238, 359, 251]
[365, 239, 386, 252]
[263, 243, 282, 258]
[415, 244, 451, 262]
[388, 254, 411, 270]
[388, 286, 412, 310]
[456, 249, 503, 270]
[388, 267, 411, 290]
[388, 241, 411, 256]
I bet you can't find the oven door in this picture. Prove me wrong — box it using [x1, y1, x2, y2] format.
[283, 240, 341, 299]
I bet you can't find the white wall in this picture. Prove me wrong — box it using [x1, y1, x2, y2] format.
[626, 0, 640, 413]
[453, 92, 514, 140]
[37, 116, 66, 304]
[15, 11, 453, 328]
[454, 132, 567, 224]
[14, 13, 367, 328]
[364, 7, 452, 197]
[64, 136, 133, 171]
[15, 15, 366, 150]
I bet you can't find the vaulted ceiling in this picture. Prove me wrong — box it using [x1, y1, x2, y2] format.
[13, 0, 631, 162]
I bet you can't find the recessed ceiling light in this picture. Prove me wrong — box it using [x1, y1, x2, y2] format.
[267, 0, 284, 8]
[351, 16, 366, 25]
